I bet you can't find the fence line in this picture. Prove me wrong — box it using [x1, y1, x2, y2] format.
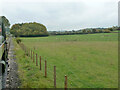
[19, 42, 68, 89]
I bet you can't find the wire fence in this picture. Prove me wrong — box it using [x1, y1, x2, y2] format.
[19, 42, 68, 89]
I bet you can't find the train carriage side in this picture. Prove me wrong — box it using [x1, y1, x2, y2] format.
[0, 16, 8, 73]
[0, 16, 10, 89]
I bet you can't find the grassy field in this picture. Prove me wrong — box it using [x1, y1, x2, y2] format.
[15, 33, 118, 88]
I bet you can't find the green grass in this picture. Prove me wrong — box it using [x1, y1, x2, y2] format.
[14, 40, 54, 88]
[21, 33, 118, 42]
[16, 33, 118, 88]
[111, 30, 119, 33]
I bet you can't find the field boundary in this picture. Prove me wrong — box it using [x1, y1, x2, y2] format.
[19, 42, 68, 88]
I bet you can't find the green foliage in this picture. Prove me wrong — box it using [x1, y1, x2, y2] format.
[82, 29, 87, 33]
[16, 38, 22, 44]
[0, 16, 10, 27]
[87, 30, 92, 33]
[10, 22, 49, 37]
[92, 29, 97, 33]
[103, 29, 111, 33]
[108, 28, 113, 31]
[0, 16, 10, 37]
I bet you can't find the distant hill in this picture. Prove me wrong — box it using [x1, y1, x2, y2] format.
[48, 26, 119, 35]
[10, 22, 49, 37]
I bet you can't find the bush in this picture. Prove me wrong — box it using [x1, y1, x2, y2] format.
[10, 22, 49, 37]
[16, 38, 22, 44]
[103, 29, 111, 33]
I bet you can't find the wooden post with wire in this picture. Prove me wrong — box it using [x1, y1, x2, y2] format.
[40, 56, 41, 70]
[31, 50, 32, 59]
[65, 75, 67, 90]
[36, 54, 38, 66]
[54, 66, 56, 88]
[45, 60, 47, 78]
[33, 51, 34, 63]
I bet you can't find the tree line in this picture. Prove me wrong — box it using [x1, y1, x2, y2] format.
[10, 22, 119, 37]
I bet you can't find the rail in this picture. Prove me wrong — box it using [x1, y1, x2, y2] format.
[0, 40, 6, 48]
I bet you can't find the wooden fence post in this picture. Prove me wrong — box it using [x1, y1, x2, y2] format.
[40, 56, 41, 70]
[36, 54, 38, 66]
[45, 60, 47, 78]
[33, 51, 34, 63]
[31, 50, 32, 59]
[29, 49, 31, 57]
[54, 66, 56, 88]
[65, 75, 67, 90]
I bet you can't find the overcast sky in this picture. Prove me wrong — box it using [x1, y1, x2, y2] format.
[0, 0, 119, 31]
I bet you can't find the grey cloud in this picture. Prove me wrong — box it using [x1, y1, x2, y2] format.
[2, 1, 118, 31]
